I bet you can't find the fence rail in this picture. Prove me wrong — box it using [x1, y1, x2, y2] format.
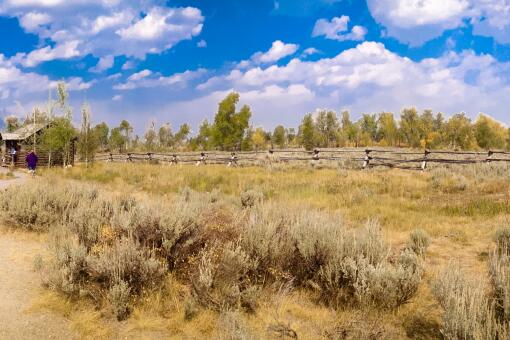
[93, 148, 510, 170]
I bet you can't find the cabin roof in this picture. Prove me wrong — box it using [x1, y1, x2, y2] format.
[1, 123, 48, 141]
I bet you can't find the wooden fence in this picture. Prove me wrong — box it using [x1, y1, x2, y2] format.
[93, 148, 510, 170]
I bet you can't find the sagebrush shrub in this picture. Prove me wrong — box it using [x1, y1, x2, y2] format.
[240, 189, 263, 208]
[107, 280, 131, 321]
[494, 227, 510, 256]
[431, 168, 468, 193]
[433, 263, 508, 340]
[407, 229, 431, 256]
[489, 252, 510, 322]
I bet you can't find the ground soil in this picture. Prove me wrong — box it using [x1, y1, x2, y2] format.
[0, 168, 77, 339]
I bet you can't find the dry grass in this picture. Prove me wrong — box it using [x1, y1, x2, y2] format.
[5, 161, 509, 338]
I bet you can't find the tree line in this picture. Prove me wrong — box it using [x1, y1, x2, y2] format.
[3, 87, 510, 163]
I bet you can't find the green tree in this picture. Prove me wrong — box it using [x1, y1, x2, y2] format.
[4, 115, 20, 132]
[158, 123, 173, 148]
[144, 121, 157, 150]
[174, 124, 191, 147]
[77, 103, 98, 165]
[211, 92, 252, 150]
[474, 114, 507, 150]
[359, 114, 377, 145]
[41, 81, 75, 166]
[299, 114, 316, 150]
[241, 127, 254, 151]
[119, 120, 133, 151]
[341, 111, 359, 146]
[377, 112, 398, 146]
[251, 127, 266, 151]
[400, 108, 421, 148]
[109, 127, 124, 152]
[420, 110, 434, 147]
[93, 122, 110, 152]
[41, 117, 76, 167]
[444, 113, 475, 150]
[272, 125, 286, 148]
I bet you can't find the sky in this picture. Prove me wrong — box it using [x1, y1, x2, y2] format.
[0, 0, 510, 133]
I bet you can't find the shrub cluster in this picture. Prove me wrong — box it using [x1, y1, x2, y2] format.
[433, 227, 510, 339]
[0, 180, 428, 320]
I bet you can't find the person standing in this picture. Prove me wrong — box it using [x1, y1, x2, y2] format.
[26, 150, 38, 176]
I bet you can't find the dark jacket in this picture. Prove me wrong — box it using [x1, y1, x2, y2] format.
[26, 152, 38, 168]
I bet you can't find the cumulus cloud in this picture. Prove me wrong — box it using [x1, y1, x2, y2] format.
[2, 2, 204, 64]
[0, 53, 93, 106]
[113, 69, 206, 90]
[197, 40, 207, 48]
[236, 40, 299, 70]
[367, 0, 510, 45]
[197, 41, 510, 124]
[11, 40, 81, 67]
[313, 16, 367, 41]
[252, 40, 299, 64]
[89, 55, 114, 73]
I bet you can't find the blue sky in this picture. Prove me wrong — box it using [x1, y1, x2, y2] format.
[0, 0, 509, 133]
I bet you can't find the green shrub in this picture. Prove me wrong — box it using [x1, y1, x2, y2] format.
[240, 189, 263, 208]
[407, 229, 431, 256]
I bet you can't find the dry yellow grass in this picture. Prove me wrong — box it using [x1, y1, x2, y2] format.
[30, 162, 510, 338]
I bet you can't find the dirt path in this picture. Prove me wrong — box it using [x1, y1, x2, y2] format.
[0, 171, 77, 339]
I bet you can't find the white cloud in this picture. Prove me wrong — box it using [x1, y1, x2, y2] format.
[197, 40, 207, 48]
[367, 0, 510, 45]
[121, 60, 135, 70]
[1, 3, 204, 63]
[252, 40, 299, 64]
[112, 94, 122, 101]
[0, 53, 93, 106]
[313, 16, 367, 41]
[12, 40, 81, 67]
[197, 41, 510, 124]
[89, 55, 114, 73]
[302, 47, 320, 56]
[114, 69, 206, 90]
[19, 11, 51, 31]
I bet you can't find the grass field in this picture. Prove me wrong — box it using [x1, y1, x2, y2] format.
[2, 162, 510, 339]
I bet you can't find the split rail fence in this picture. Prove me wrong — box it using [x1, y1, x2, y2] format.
[94, 148, 510, 170]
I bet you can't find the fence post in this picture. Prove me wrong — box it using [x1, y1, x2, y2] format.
[127, 153, 132, 162]
[171, 154, 177, 166]
[147, 153, 153, 162]
[362, 149, 371, 169]
[109, 153, 113, 162]
[487, 150, 494, 163]
[312, 149, 320, 161]
[228, 152, 237, 167]
[421, 150, 430, 171]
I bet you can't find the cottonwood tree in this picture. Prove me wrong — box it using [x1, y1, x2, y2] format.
[94, 122, 110, 152]
[41, 82, 76, 166]
[174, 124, 191, 148]
[109, 127, 125, 152]
[400, 108, 422, 148]
[211, 92, 252, 150]
[144, 121, 157, 150]
[251, 127, 266, 151]
[4, 115, 20, 132]
[119, 120, 133, 151]
[474, 114, 507, 150]
[376, 112, 398, 146]
[77, 103, 99, 165]
[444, 113, 475, 150]
[299, 114, 316, 150]
[158, 123, 173, 148]
[272, 125, 286, 148]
